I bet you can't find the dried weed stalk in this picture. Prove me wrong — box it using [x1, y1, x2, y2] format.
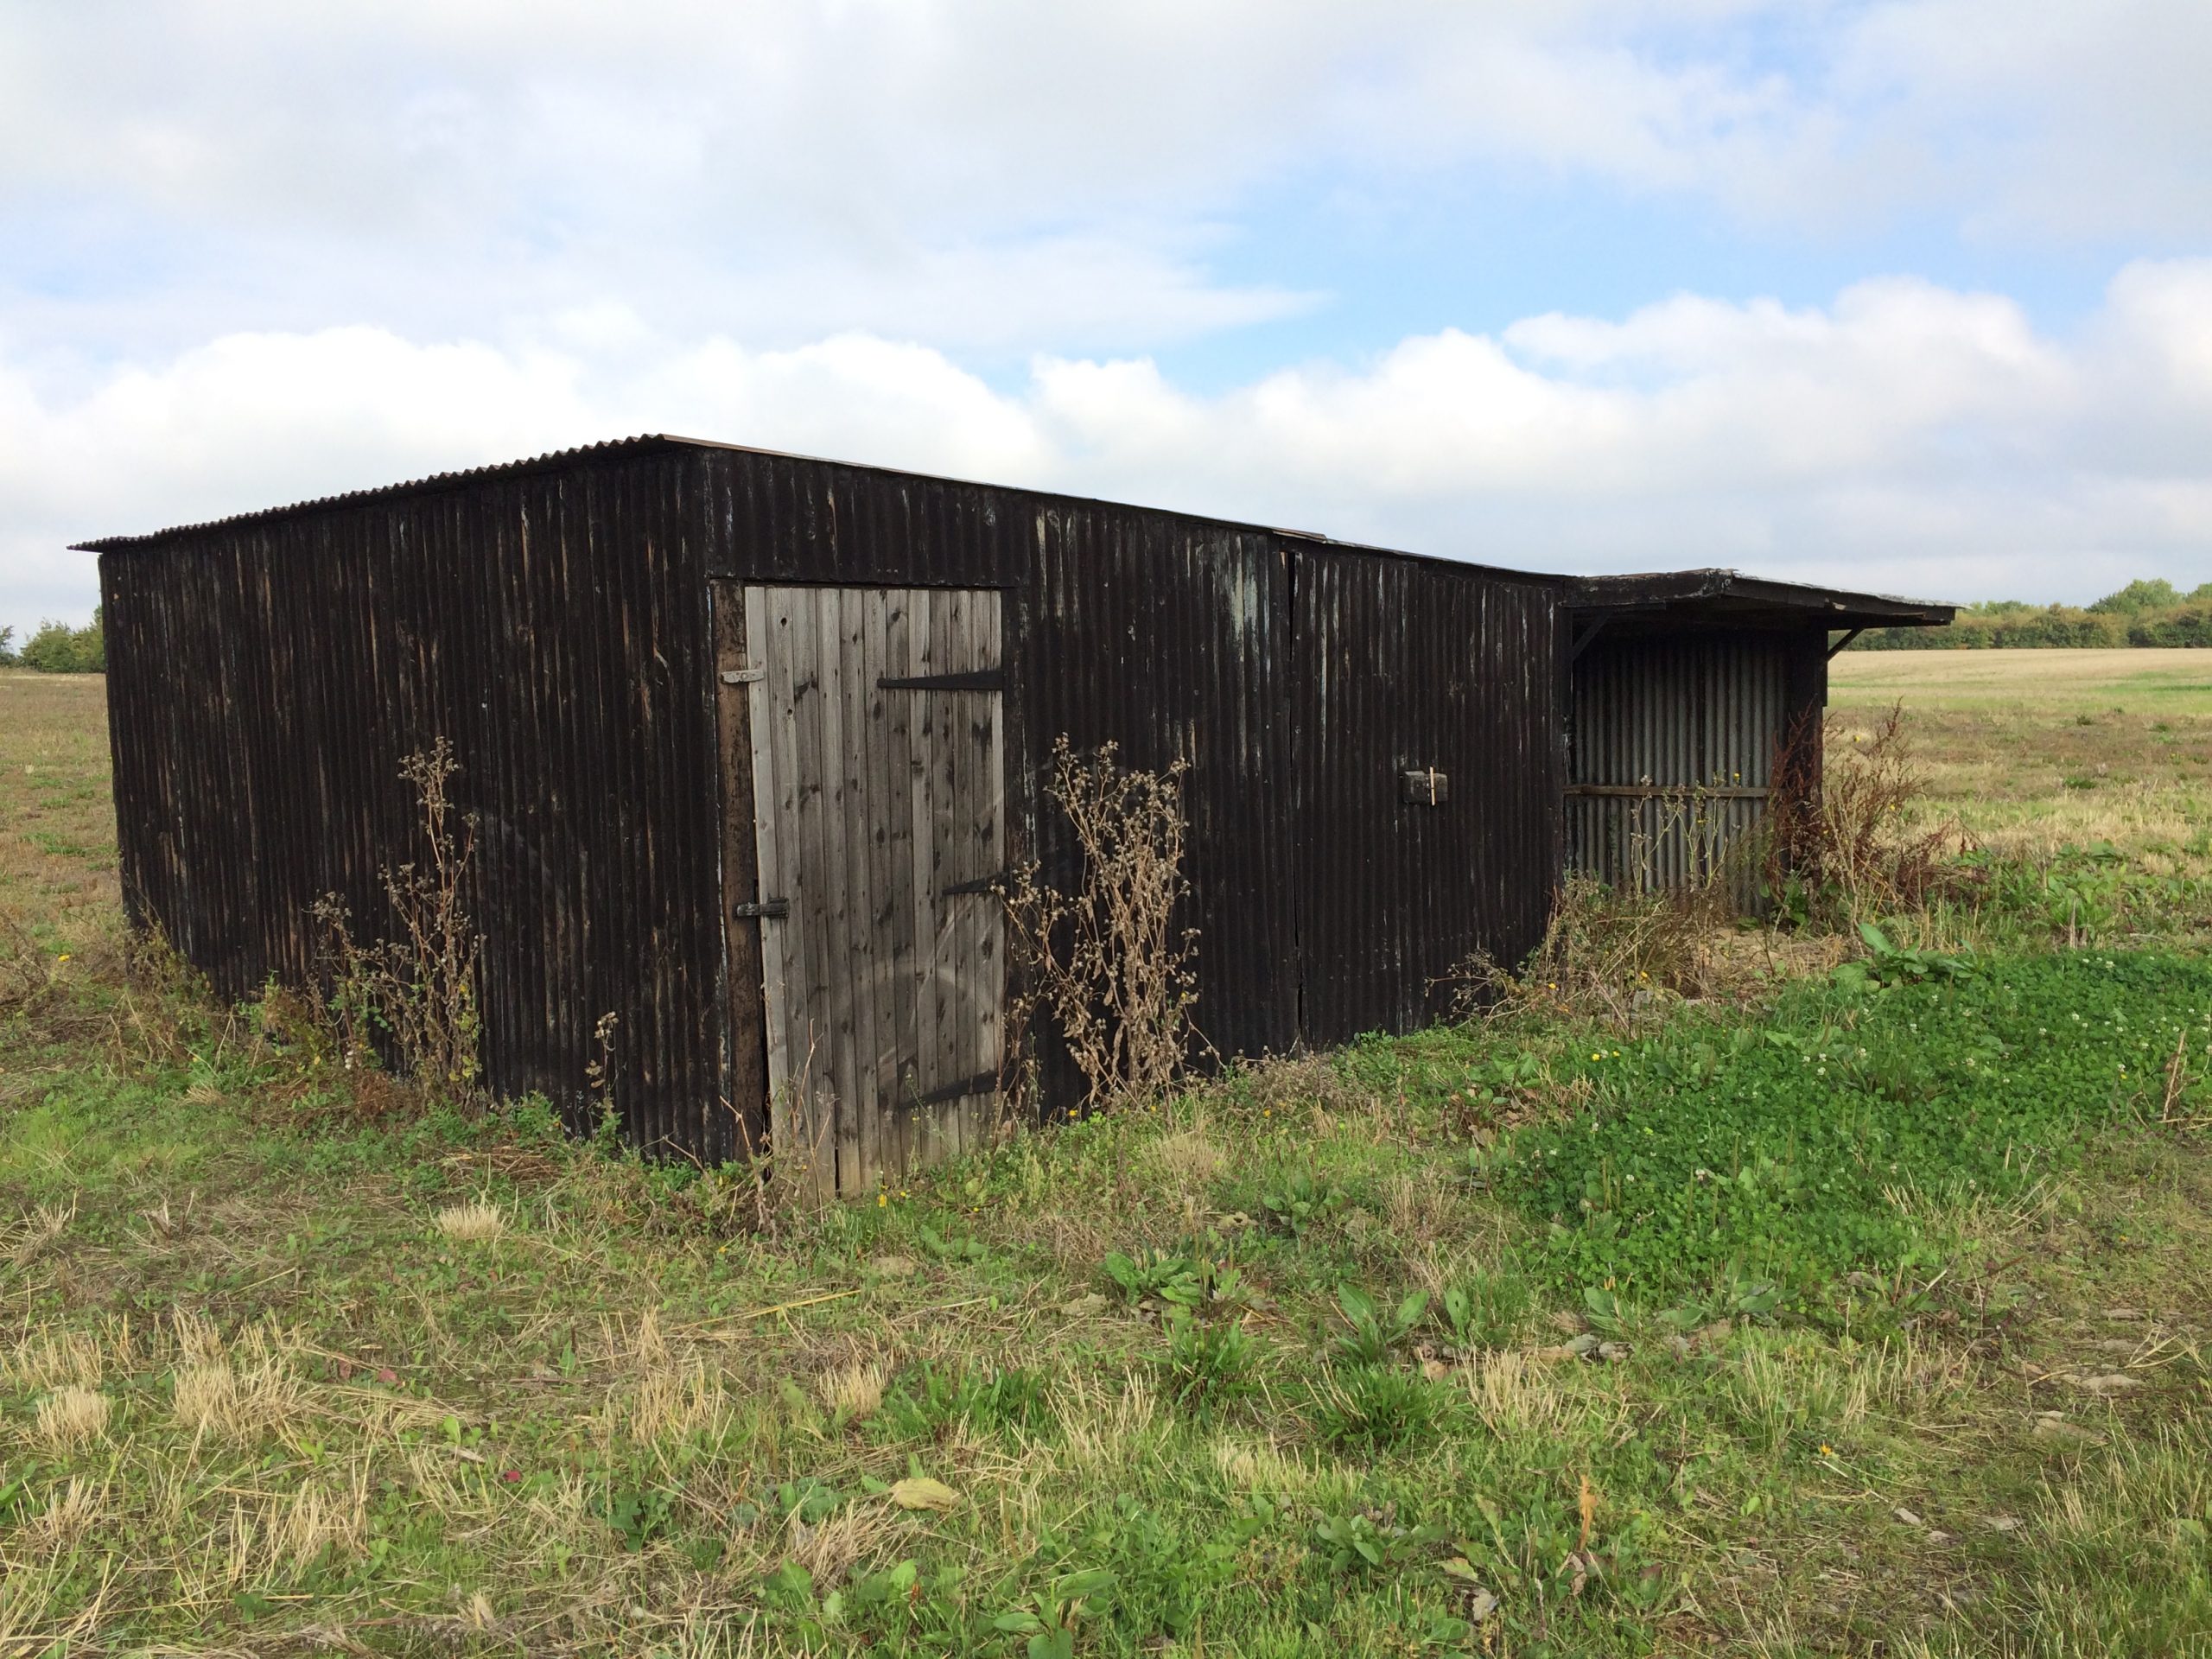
[1766, 702, 1968, 922]
[0, 903, 48, 1017]
[1001, 738, 1199, 1109]
[310, 739, 483, 1106]
[1467, 702, 1960, 1027]
[1458, 814, 1742, 1028]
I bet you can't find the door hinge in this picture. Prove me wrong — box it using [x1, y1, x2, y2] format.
[877, 669, 1003, 691]
[938, 870, 1009, 898]
[906, 1070, 1001, 1108]
[732, 898, 790, 919]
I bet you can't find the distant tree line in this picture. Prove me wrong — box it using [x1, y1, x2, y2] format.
[0, 610, 105, 672]
[1850, 580, 2212, 649]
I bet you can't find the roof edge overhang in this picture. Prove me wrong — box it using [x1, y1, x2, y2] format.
[1566, 568, 1955, 632]
[68, 432, 1559, 587]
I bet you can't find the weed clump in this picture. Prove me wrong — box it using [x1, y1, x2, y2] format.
[310, 739, 483, 1108]
[1001, 738, 1199, 1109]
[1767, 702, 1969, 925]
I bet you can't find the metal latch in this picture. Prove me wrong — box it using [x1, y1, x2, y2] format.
[732, 898, 790, 919]
[1401, 768, 1450, 806]
[720, 667, 766, 684]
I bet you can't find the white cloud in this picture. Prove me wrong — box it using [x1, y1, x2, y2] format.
[6, 0, 2210, 382]
[11, 261, 2212, 633]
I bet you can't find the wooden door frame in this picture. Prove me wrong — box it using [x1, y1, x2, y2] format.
[709, 580, 771, 1164]
[735, 583, 1007, 1200]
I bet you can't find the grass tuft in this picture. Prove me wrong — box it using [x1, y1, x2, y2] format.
[433, 1198, 505, 1243]
[33, 1385, 111, 1450]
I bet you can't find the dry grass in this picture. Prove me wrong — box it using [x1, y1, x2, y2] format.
[435, 1198, 506, 1243]
[34, 1385, 111, 1451]
[3, 1325, 105, 1393]
[815, 1357, 887, 1423]
[1211, 1434, 1331, 1498]
[6, 668, 2210, 1652]
[168, 1316, 308, 1446]
[1462, 1350, 1570, 1436]
[0, 673, 118, 946]
[1832, 648, 2212, 864]
[623, 1359, 730, 1444]
[1145, 1126, 1226, 1188]
[1830, 646, 2212, 708]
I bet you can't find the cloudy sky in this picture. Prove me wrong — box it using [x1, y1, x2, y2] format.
[5, 1, 2212, 634]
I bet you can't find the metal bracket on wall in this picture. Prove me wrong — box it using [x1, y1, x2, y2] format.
[731, 898, 790, 919]
[906, 1070, 1001, 1109]
[1567, 614, 1610, 665]
[877, 669, 1005, 691]
[939, 870, 1009, 897]
[1401, 768, 1450, 805]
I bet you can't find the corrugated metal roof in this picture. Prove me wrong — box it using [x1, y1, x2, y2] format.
[73, 433, 1567, 588]
[73, 435, 688, 551]
[1567, 568, 1955, 627]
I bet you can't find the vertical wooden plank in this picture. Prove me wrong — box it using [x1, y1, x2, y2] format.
[977, 592, 1006, 1116]
[837, 586, 886, 1198]
[950, 586, 985, 1154]
[907, 589, 946, 1169]
[713, 582, 769, 1160]
[854, 593, 906, 1185]
[778, 587, 834, 1202]
[804, 588, 858, 1196]
[931, 589, 964, 1156]
[746, 588, 796, 1189]
[789, 588, 839, 1200]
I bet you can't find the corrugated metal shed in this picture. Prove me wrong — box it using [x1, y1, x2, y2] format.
[1561, 571, 1952, 899]
[83, 439, 1952, 1176]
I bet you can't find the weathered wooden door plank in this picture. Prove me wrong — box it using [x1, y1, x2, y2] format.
[741, 583, 1003, 1198]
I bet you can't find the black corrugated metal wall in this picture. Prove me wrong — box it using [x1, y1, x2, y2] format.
[1293, 546, 1562, 1043]
[101, 446, 731, 1154]
[1017, 510, 1298, 1104]
[101, 439, 1576, 1162]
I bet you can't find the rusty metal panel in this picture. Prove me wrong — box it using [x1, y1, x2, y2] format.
[1567, 629, 1805, 903]
[1293, 547, 1563, 1044]
[98, 447, 730, 1157]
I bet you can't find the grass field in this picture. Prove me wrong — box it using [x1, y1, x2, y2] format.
[1833, 649, 2212, 862]
[3, 666, 2209, 1656]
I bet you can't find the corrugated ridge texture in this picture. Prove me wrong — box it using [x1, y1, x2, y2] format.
[1294, 548, 1561, 1045]
[1568, 630, 1801, 903]
[99, 448, 728, 1154]
[1015, 509, 1297, 1098]
[698, 448, 1027, 588]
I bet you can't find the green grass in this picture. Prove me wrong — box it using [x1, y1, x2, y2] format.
[1497, 951, 2212, 1304]
[3, 948, 2209, 1654]
[1830, 648, 2212, 716]
[4, 674, 2212, 1654]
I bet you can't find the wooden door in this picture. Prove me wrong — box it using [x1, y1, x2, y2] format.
[741, 585, 1005, 1199]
